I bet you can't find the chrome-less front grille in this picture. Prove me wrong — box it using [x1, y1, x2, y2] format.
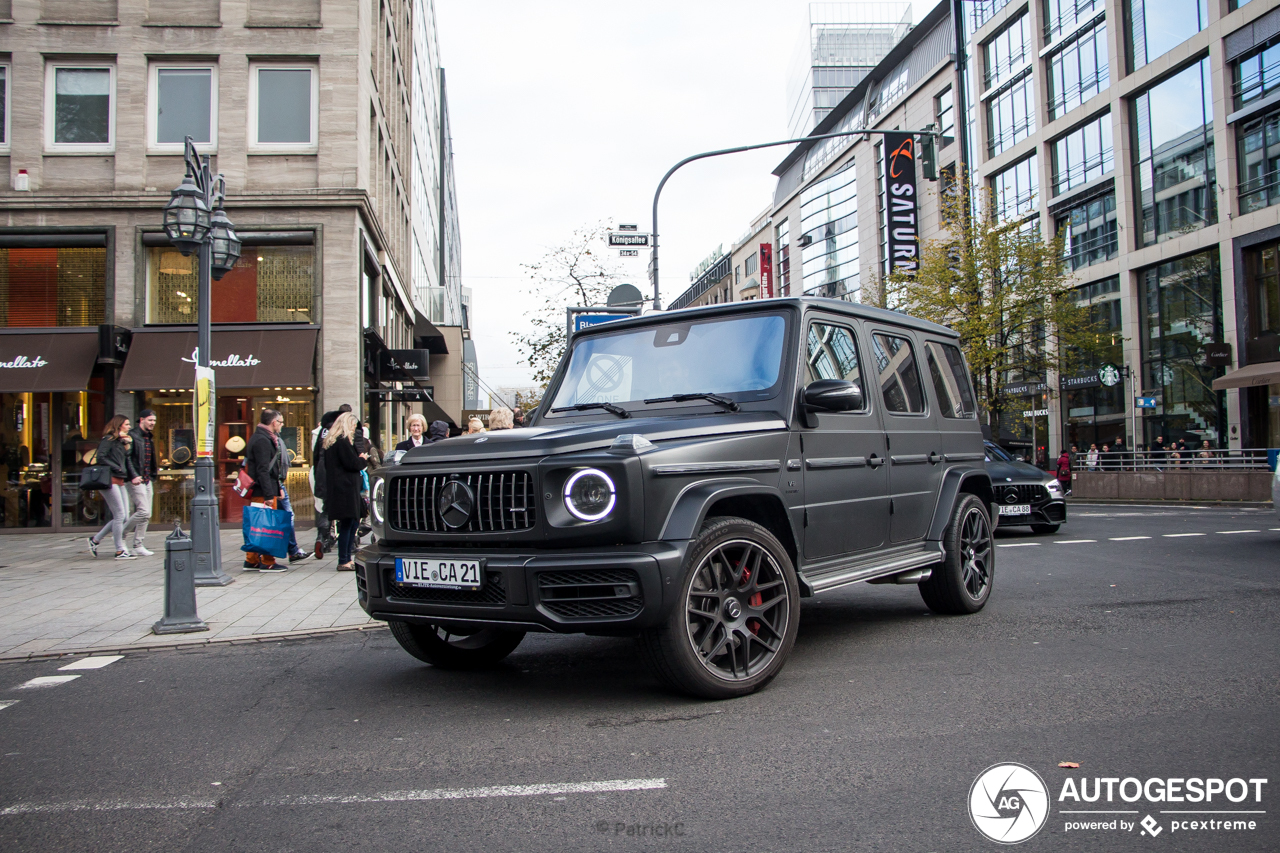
[1002, 484, 1049, 504]
[388, 471, 537, 533]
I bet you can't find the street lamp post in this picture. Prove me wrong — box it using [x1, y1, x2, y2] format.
[649, 127, 938, 310]
[163, 136, 241, 587]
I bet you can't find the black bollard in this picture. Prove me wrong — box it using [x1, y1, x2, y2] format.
[152, 523, 210, 635]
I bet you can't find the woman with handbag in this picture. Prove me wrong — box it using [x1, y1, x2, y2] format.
[323, 412, 368, 572]
[87, 415, 141, 560]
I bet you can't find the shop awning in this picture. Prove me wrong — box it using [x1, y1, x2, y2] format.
[1211, 361, 1280, 390]
[420, 397, 457, 429]
[0, 330, 100, 393]
[119, 326, 318, 390]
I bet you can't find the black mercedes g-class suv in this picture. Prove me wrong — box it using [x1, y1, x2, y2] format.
[358, 298, 995, 698]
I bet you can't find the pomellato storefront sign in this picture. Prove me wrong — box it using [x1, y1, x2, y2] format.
[0, 355, 49, 369]
[883, 131, 919, 276]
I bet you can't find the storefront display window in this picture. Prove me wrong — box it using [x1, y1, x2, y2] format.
[147, 244, 315, 324]
[1063, 277, 1126, 450]
[1, 390, 105, 530]
[0, 247, 107, 328]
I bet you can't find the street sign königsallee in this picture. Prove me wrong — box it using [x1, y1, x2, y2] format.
[608, 233, 650, 247]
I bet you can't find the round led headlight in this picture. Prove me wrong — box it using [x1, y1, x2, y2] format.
[563, 468, 616, 522]
[370, 476, 386, 525]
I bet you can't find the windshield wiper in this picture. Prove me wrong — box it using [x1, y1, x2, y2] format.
[643, 392, 740, 412]
[549, 401, 631, 418]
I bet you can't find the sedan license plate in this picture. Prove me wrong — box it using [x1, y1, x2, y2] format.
[395, 557, 482, 590]
[999, 504, 1031, 516]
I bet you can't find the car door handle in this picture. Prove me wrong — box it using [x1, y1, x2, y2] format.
[928, 452, 941, 464]
[890, 454, 929, 464]
[867, 454, 884, 468]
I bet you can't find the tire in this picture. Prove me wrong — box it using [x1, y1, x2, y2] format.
[640, 517, 800, 700]
[920, 494, 994, 615]
[389, 621, 525, 670]
[1030, 523, 1060, 534]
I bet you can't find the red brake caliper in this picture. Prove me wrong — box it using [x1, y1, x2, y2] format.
[740, 562, 763, 635]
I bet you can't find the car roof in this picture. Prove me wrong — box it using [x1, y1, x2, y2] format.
[574, 297, 959, 340]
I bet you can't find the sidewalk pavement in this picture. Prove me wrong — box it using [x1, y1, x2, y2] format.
[0, 528, 379, 661]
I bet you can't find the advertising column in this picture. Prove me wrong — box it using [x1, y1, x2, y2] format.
[759, 243, 773, 299]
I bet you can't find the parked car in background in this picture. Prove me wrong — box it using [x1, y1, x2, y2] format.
[983, 441, 1067, 533]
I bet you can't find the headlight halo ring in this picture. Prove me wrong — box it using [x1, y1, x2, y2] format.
[562, 467, 616, 522]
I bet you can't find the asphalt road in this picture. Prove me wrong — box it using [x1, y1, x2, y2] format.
[1, 504, 1277, 853]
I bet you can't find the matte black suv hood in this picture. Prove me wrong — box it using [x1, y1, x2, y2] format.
[396, 412, 788, 465]
[985, 458, 1050, 483]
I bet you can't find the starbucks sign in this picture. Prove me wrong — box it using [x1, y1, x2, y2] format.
[1099, 363, 1122, 387]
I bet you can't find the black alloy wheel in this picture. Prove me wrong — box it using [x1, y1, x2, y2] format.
[920, 494, 994, 614]
[641, 517, 800, 699]
[389, 621, 526, 670]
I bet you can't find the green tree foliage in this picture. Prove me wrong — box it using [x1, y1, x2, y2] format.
[884, 172, 1107, 430]
[511, 223, 627, 387]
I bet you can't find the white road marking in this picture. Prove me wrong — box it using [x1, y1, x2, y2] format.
[0, 778, 669, 816]
[997, 543, 1040, 548]
[1216, 530, 1260, 535]
[1162, 533, 1204, 538]
[1109, 536, 1151, 541]
[0, 700, 17, 712]
[1054, 539, 1097, 544]
[58, 656, 123, 671]
[14, 676, 79, 690]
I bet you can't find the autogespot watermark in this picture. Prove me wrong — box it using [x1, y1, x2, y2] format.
[969, 763, 1269, 844]
[595, 820, 686, 838]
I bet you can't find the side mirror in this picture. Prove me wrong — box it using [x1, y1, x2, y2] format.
[802, 379, 864, 413]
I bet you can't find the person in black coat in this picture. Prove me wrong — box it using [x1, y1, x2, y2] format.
[323, 412, 368, 571]
[310, 409, 340, 555]
[242, 408, 292, 570]
[88, 415, 140, 560]
[428, 420, 449, 443]
[395, 414, 429, 452]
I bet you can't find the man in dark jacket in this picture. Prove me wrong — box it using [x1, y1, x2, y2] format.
[123, 409, 159, 556]
[428, 420, 449, 443]
[243, 408, 295, 571]
[310, 410, 339, 556]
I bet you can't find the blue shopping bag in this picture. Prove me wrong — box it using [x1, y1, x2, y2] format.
[241, 503, 292, 559]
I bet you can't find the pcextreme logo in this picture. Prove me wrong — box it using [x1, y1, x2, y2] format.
[970, 763, 1269, 843]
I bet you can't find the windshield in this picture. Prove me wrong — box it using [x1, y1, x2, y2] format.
[550, 313, 788, 411]
[984, 442, 1014, 462]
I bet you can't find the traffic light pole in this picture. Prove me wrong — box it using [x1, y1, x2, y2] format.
[649, 127, 939, 310]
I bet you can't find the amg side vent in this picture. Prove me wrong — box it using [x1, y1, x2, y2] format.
[537, 569, 643, 620]
[388, 471, 537, 533]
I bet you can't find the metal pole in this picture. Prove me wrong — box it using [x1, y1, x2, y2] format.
[190, 152, 230, 587]
[649, 127, 938, 311]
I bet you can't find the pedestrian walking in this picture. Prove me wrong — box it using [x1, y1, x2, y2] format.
[323, 412, 367, 572]
[242, 408, 297, 572]
[310, 410, 339, 558]
[122, 409, 158, 556]
[395, 414, 429, 452]
[1086, 443, 1100, 470]
[1056, 449, 1072, 496]
[87, 415, 141, 560]
[489, 407, 514, 430]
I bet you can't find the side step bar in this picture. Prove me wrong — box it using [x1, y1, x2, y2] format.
[799, 544, 944, 595]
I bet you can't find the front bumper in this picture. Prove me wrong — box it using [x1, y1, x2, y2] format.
[356, 540, 690, 634]
[994, 497, 1067, 527]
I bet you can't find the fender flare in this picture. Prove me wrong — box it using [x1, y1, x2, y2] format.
[926, 467, 994, 541]
[658, 477, 797, 544]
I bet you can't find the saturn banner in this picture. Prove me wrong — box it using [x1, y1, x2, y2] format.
[883, 131, 919, 277]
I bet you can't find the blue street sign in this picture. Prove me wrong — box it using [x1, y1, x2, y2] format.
[1135, 396, 1157, 409]
[573, 313, 632, 333]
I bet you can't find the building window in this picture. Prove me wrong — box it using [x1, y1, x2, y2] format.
[984, 13, 1031, 90]
[935, 87, 954, 145]
[1233, 37, 1280, 110]
[800, 161, 859, 301]
[986, 69, 1035, 157]
[0, 64, 9, 150]
[1131, 58, 1216, 247]
[149, 65, 217, 152]
[45, 65, 115, 152]
[744, 252, 757, 277]
[1139, 249, 1224, 446]
[1047, 19, 1108, 120]
[1245, 239, 1280, 341]
[991, 155, 1039, 221]
[969, 0, 1016, 34]
[1052, 112, 1113, 196]
[1239, 105, 1280, 214]
[1064, 275, 1125, 450]
[1044, 0, 1105, 45]
[0, 248, 107, 328]
[248, 64, 318, 152]
[1127, 0, 1208, 72]
[875, 141, 888, 278]
[147, 244, 316, 324]
[777, 219, 791, 297]
[1056, 191, 1118, 270]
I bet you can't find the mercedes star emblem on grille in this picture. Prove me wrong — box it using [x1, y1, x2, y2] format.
[437, 480, 474, 528]
[1006, 490, 1019, 503]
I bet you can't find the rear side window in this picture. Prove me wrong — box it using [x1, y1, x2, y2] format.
[925, 341, 977, 418]
[871, 332, 925, 414]
[805, 321, 867, 410]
